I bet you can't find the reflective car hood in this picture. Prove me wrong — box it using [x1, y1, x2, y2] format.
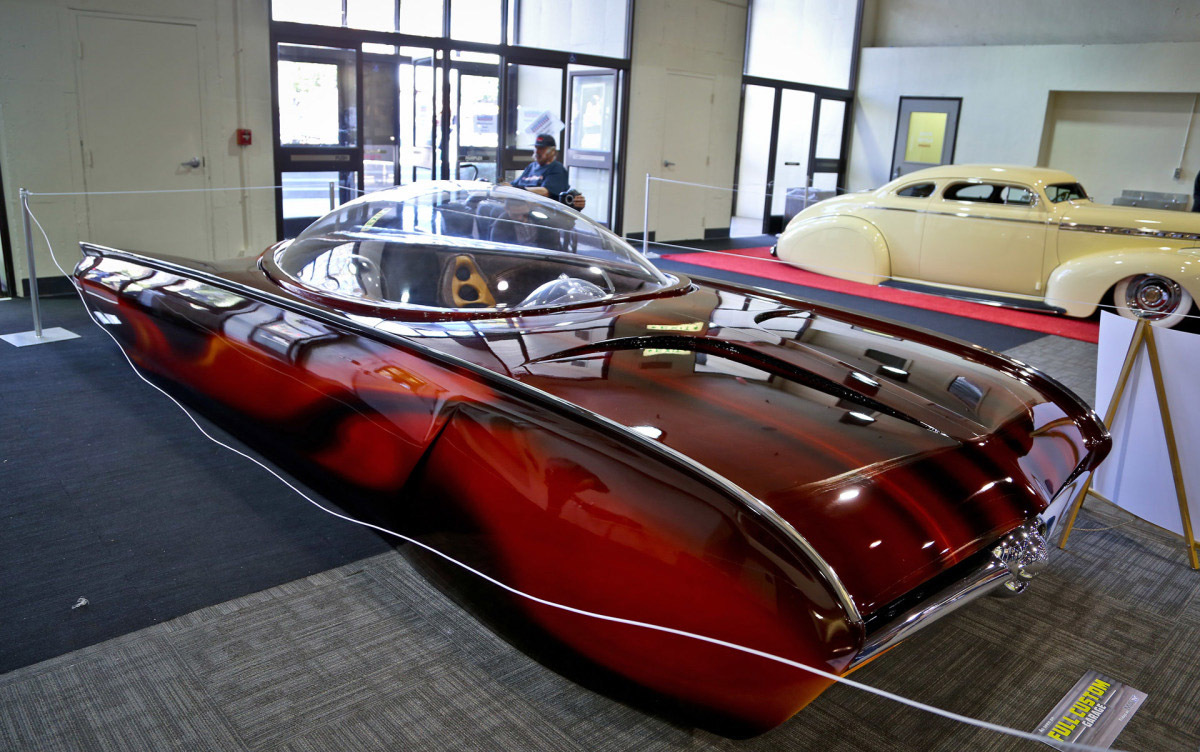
[416, 278, 1105, 616]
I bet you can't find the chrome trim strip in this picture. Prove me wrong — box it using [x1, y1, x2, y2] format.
[865, 206, 1050, 226]
[1060, 222, 1200, 242]
[78, 243, 866, 627]
[849, 520, 1048, 667]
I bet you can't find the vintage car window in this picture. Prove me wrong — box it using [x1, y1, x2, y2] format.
[943, 182, 1001, 203]
[1046, 182, 1089, 203]
[274, 182, 675, 312]
[999, 186, 1036, 206]
[895, 183, 935, 198]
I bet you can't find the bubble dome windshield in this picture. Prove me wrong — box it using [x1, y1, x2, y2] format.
[275, 182, 674, 313]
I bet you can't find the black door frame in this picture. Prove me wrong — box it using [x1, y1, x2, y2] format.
[0, 152, 15, 297]
[268, 8, 633, 237]
[730, 0, 865, 235]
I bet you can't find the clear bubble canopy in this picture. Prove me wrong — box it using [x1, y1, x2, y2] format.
[274, 182, 674, 312]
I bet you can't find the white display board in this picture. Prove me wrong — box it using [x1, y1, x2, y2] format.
[1092, 312, 1200, 541]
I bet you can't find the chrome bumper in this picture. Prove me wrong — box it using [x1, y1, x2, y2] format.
[848, 517, 1052, 668]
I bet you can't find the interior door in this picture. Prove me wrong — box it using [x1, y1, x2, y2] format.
[658, 72, 714, 242]
[76, 15, 213, 260]
[891, 97, 960, 180]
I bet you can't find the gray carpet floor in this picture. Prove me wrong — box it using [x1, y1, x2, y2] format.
[3, 334, 1198, 751]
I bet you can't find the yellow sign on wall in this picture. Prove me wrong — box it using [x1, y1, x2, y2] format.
[905, 111, 948, 164]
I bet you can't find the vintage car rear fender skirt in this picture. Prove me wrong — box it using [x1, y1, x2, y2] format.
[775, 214, 890, 286]
[1044, 249, 1200, 319]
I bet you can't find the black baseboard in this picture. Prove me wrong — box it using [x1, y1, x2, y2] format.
[22, 276, 77, 298]
[703, 227, 730, 240]
[625, 230, 656, 242]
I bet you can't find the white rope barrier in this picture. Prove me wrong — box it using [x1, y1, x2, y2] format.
[25, 200, 1148, 751]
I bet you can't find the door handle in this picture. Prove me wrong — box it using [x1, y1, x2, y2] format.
[663, 160, 676, 168]
[180, 157, 203, 168]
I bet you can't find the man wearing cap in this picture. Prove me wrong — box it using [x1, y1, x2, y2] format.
[509, 134, 586, 210]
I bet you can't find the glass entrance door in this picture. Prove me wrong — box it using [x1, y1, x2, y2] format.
[733, 84, 851, 236]
[275, 42, 360, 237]
[450, 55, 500, 183]
[564, 66, 619, 225]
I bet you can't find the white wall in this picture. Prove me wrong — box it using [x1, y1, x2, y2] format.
[867, 0, 1200, 48]
[0, 0, 275, 295]
[623, 0, 747, 240]
[848, 41, 1200, 198]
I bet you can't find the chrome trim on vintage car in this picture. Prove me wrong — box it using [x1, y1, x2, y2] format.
[849, 519, 1049, 667]
[1060, 222, 1200, 242]
[78, 243, 867, 629]
[865, 206, 1051, 226]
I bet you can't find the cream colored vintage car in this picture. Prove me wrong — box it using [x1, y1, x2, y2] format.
[774, 165, 1200, 327]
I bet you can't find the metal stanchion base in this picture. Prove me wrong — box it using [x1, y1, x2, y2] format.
[1, 327, 81, 347]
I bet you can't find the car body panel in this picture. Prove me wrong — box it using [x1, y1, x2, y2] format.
[778, 164, 1200, 320]
[72, 183, 1110, 733]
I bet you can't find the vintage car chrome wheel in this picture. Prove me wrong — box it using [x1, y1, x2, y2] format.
[1113, 273, 1192, 328]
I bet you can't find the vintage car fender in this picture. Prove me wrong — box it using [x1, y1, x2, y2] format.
[1045, 248, 1200, 317]
[775, 214, 890, 286]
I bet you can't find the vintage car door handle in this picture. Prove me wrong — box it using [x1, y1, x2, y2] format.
[180, 157, 203, 168]
[663, 160, 676, 168]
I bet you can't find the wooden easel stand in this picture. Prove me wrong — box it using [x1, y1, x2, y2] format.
[1058, 318, 1199, 570]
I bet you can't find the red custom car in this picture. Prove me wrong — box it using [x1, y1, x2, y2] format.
[74, 182, 1108, 735]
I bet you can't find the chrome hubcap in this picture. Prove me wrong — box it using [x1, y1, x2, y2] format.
[1126, 274, 1182, 320]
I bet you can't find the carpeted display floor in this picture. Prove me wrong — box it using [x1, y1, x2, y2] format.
[0, 296, 390, 674]
[660, 246, 1101, 343]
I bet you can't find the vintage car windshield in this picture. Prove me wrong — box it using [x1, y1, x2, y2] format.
[275, 182, 674, 312]
[1045, 182, 1089, 203]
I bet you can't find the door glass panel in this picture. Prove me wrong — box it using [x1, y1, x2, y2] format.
[281, 170, 359, 236]
[735, 85, 774, 231]
[451, 64, 500, 182]
[401, 0, 444, 37]
[569, 70, 615, 152]
[570, 166, 610, 224]
[772, 89, 814, 216]
[278, 44, 357, 147]
[363, 53, 398, 193]
[512, 0, 630, 58]
[451, 0, 501, 43]
[746, 0, 856, 89]
[811, 172, 839, 192]
[272, 0, 342, 26]
[506, 62, 563, 174]
[400, 48, 440, 182]
[347, 0, 396, 32]
[815, 99, 845, 161]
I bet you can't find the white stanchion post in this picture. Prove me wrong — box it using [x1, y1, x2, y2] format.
[0, 188, 80, 347]
[642, 173, 650, 256]
[22, 188, 41, 338]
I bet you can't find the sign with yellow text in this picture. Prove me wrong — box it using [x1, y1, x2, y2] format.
[1034, 670, 1145, 750]
[904, 111, 947, 164]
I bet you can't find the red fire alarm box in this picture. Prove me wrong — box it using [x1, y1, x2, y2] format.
[236, 128, 252, 146]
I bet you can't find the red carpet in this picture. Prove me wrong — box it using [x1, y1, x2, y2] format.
[661, 247, 1100, 344]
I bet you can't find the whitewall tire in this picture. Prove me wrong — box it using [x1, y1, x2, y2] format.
[1113, 274, 1192, 328]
